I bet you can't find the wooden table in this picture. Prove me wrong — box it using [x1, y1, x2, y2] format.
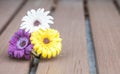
[0, 0, 120, 74]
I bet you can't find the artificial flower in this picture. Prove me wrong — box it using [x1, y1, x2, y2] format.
[30, 28, 62, 59]
[8, 29, 33, 60]
[20, 8, 54, 33]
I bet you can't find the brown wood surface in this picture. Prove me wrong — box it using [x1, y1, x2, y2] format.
[88, 1, 120, 74]
[0, 0, 24, 34]
[0, 0, 52, 74]
[36, 1, 90, 74]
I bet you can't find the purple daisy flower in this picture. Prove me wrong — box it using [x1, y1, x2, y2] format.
[8, 29, 33, 60]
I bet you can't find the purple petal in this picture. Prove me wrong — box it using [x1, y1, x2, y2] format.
[14, 33, 20, 39]
[25, 44, 33, 54]
[14, 50, 24, 59]
[8, 45, 16, 52]
[8, 29, 32, 60]
[8, 50, 13, 57]
[8, 44, 17, 57]
[9, 36, 18, 45]
[17, 29, 24, 37]
[24, 31, 30, 38]
[24, 55, 31, 60]
[8, 45, 15, 56]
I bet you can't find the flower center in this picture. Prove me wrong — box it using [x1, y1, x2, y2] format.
[20, 41, 26, 47]
[34, 20, 40, 26]
[43, 38, 50, 44]
[17, 37, 29, 49]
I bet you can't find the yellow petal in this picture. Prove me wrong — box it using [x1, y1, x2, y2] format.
[30, 28, 62, 59]
[51, 48, 57, 57]
[47, 50, 52, 59]
[42, 50, 47, 58]
[37, 48, 42, 55]
[33, 45, 38, 50]
[56, 48, 61, 55]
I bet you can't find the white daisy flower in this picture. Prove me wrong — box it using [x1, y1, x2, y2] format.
[20, 8, 54, 33]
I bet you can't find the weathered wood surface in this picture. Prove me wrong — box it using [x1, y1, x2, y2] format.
[88, 1, 120, 74]
[0, 0, 52, 74]
[36, 1, 90, 74]
[1, 0, 120, 74]
[0, 0, 24, 34]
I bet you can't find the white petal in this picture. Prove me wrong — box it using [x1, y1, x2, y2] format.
[37, 8, 41, 12]
[47, 16, 54, 20]
[20, 22, 28, 27]
[40, 8, 45, 13]
[22, 16, 31, 22]
[44, 11, 50, 15]
[20, 22, 25, 27]
[25, 27, 30, 32]
[27, 11, 32, 16]
[42, 24, 50, 28]
[29, 30, 33, 33]
[40, 26, 46, 30]
[47, 20, 54, 24]
[31, 9, 36, 14]
[27, 11, 35, 21]
[21, 8, 54, 33]
[32, 27, 37, 32]
[20, 25, 27, 29]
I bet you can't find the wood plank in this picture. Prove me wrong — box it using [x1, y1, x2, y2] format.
[88, 1, 120, 74]
[0, 0, 52, 74]
[36, 1, 90, 74]
[0, 0, 24, 34]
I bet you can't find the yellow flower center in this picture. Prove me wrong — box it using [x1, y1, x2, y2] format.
[34, 20, 40, 26]
[43, 38, 50, 44]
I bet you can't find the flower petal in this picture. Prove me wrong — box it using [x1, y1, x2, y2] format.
[44, 11, 50, 15]
[8, 45, 15, 57]
[25, 44, 33, 54]
[30, 28, 62, 59]
[40, 8, 45, 13]
[42, 49, 47, 58]
[47, 16, 54, 20]
[24, 54, 31, 60]
[31, 9, 36, 14]
[14, 50, 24, 59]
[17, 29, 24, 36]
[20, 8, 54, 33]
[47, 50, 52, 59]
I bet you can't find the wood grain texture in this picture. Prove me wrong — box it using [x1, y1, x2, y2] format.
[0, 0, 24, 34]
[88, 1, 120, 74]
[36, 1, 89, 74]
[0, 0, 52, 74]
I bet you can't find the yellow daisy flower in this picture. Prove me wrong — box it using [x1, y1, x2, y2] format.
[30, 28, 62, 58]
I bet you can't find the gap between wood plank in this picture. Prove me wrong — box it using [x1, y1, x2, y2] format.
[31, 0, 97, 74]
[36, 0, 90, 74]
[0, 0, 53, 74]
[29, 56, 40, 74]
[88, 1, 120, 74]
[50, 0, 58, 14]
[84, 0, 98, 74]
[0, 0, 28, 35]
[29, 0, 57, 74]
[113, 0, 120, 14]
[29, 0, 120, 74]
